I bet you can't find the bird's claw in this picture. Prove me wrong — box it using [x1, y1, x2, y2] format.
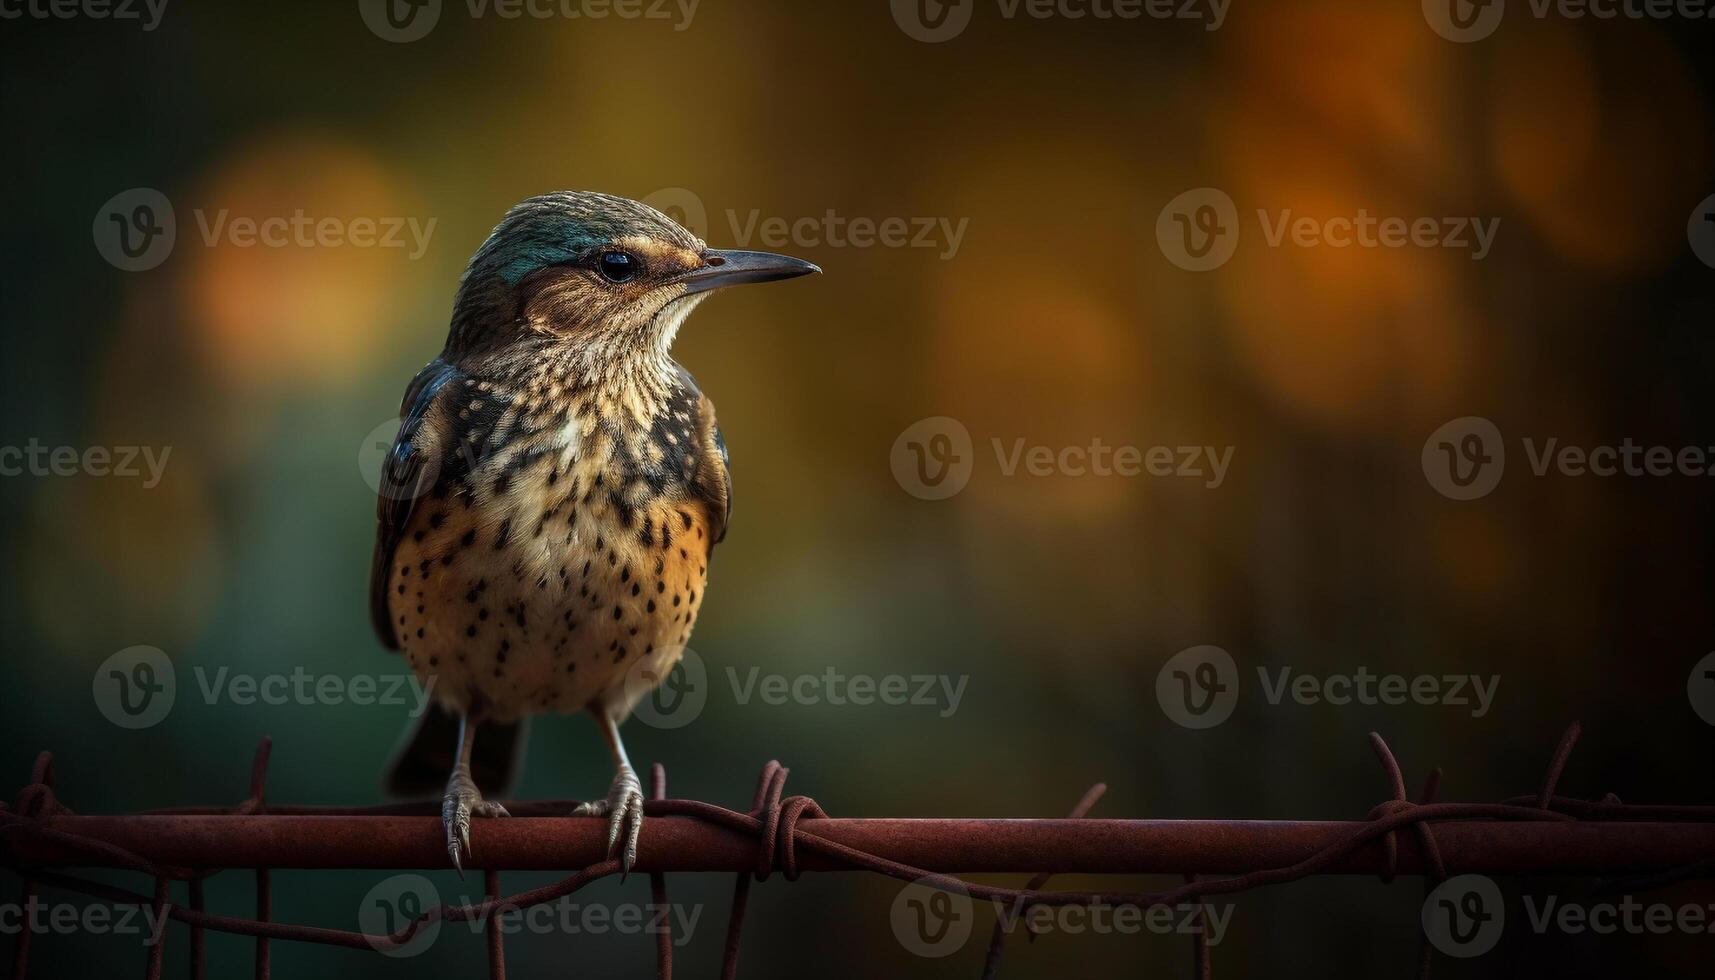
[443, 774, 509, 875]
[572, 763, 645, 875]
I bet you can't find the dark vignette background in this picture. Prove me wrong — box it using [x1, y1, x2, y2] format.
[2, 0, 1713, 976]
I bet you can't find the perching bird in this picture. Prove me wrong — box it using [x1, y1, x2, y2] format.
[370, 191, 818, 872]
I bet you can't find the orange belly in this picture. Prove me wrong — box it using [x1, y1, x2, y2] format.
[386, 466, 713, 723]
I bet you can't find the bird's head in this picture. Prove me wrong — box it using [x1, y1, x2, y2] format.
[447, 191, 818, 374]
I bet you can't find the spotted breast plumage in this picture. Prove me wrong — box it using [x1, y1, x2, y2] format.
[370, 191, 818, 871]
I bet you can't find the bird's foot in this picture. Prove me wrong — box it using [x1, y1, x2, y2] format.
[571, 762, 645, 875]
[443, 772, 509, 874]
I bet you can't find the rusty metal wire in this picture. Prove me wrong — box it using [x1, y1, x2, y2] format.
[2, 723, 1712, 979]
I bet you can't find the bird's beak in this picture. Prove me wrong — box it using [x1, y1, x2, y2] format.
[679, 249, 821, 296]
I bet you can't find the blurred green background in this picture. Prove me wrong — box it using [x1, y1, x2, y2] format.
[2, 0, 1713, 976]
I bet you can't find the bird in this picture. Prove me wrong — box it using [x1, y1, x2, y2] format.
[368, 190, 818, 873]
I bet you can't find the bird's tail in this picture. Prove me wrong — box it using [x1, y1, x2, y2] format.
[384, 704, 527, 798]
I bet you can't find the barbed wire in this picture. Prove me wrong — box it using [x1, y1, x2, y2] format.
[2, 723, 1712, 979]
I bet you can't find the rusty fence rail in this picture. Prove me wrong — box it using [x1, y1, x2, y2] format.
[1, 723, 1711, 979]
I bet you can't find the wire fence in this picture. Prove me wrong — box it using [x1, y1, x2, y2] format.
[2, 723, 1712, 979]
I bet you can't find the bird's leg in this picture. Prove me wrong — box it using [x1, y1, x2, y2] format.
[442, 713, 510, 874]
[570, 706, 645, 874]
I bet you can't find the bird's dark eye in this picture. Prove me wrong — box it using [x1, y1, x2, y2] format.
[596, 251, 637, 283]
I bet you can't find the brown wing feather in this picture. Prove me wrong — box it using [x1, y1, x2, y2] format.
[369, 359, 461, 650]
[675, 366, 731, 547]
